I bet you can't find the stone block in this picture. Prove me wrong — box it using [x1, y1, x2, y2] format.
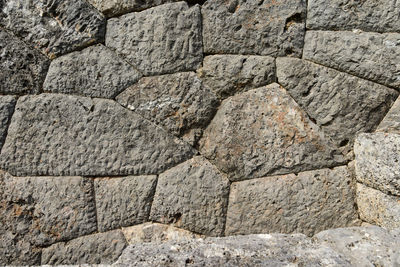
[0, 95, 17, 151]
[377, 97, 400, 133]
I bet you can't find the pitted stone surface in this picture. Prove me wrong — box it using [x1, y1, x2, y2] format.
[0, 94, 195, 176]
[202, 0, 306, 57]
[43, 44, 141, 99]
[199, 83, 345, 181]
[0, 29, 49, 95]
[106, 2, 202, 76]
[0, 95, 17, 151]
[226, 166, 359, 237]
[0, 0, 106, 58]
[116, 72, 219, 145]
[95, 176, 157, 232]
[277, 57, 398, 148]
[377, 97, 400, 133]
[304, 31, 400, 89]
[150, 156, 230, 236]
[197, 55, 276, 99]
[41, 230, 127, 265]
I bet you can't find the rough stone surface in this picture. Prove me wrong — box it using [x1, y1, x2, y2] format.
[277, 57, 398, 149]
[41, 230, 127, 265]
[0, 95, 17, 151]
[304, 31, 400, 89]
[150, 156, 230, 236]
[0, 29, 49, 95]
[356, 183, 400, 229]
[0, 0, 106, 58]
[202, 0, 306, 57]
[226, 166, 359, 237]
[354, 132, 400, 196]
[116, 72, 219, 145]
[106, 2, 202, 76]
[43, 44, 141, 99]
[0, 94, 195, 176]
[377, 97, 400, 133]
[197, 55, 276, 99]
[199, 83, 345, 181]
[95, 175, 157, 232]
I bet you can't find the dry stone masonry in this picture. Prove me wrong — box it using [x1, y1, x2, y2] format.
[1, 0, 400, 265]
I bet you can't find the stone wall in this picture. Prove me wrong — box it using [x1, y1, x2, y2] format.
[0, 0, 399, 265]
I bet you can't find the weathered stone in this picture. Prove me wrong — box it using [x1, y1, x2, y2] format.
[106, 2, 202, 76]
[356, 183, 400, 229]
[354, 133, 400, 196]
[199, 83, 345, 181]
[197, 55, 276, 99]
[0, 95, 17, 151]
[122, 222, 203, 244]
[307, 0, 400, 32]
[41, 230, 127, 265]
[95, 176, 157, 232]
[0, 94, 195, 176]
[202, 0, 306, 57]
[150, 156, 230, 236]
[0, 0, 106, 58]
[116, 72, 219, 145]
[0, 29, 49, 95]
[277, 57, 398, 149]
[43, 44, 141, 98]
[226, 166, 359, 237]
[304, 31, 400, 89]
[377, 97, 400, 133]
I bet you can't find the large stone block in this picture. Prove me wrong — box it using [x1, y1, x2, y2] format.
[0, 95, 17, 151]
[225, 166, 359, 236]
[43, 44, 141, 98]
[95, 175, 157, 232]
[199, 83, 345, 181]
[106, 2, 202, 76]
[0, 94, 195, 176]
[150, 156, 230, 236]
[304, 31, 400, 89]
[202, 0, 306, 57]
[377, 97, 400, 133]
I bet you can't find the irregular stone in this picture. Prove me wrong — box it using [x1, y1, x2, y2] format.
[95, 176, 157, 232]
[307, 0, 400, 32]
[150, 156, 230, 236]
[199, 83, 345, 181]
[356, 183, 400, 229]
[116, 72, 219, 145]
[315, 226, 400, 267]
[122, 222, 203, 244]
[377, 97, 400, 133]
[226, 166, 359, 237]
[277, 57, 398, 149]
[0, 0, 106, 58]
[41, 230, 127, 265]
[197, 55, 276, 99]
[354, 133, 400, 196]
[0, 94, 195, 176]
[0, 95, 17, 151]
[304, 31, 400, 89]
[43, 44, 141, 98]
[0, 29, 49, 95]
[106, 2, 202, 76]
[202, 0, 306, 57]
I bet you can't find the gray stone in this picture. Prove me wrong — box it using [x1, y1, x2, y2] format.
[116, 72, 219, 145]
[43, 44, 141, 99]
[197, 55, 276, 99]
[307, 0, 400, 32]
[106, 2, 202, 76]
[226, 166, 360, 237]
[199, 83, 345, 181]
[356, 183, 400, 229]
[304, 31, 400, 89]
[0, 29, 49, 95]
[150, 156, 230, 236]
[277, 57, 398, 149]
[0, 0, 106, 58]
[0, 95, 17, 151]
[0, 94, 195, 176]
[41, 230, 127, 265]
[95, 175, 157, 232]
[354, 133, 400, 196]
[202, 0, 306, 57]
[377, 97, 400, 133]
